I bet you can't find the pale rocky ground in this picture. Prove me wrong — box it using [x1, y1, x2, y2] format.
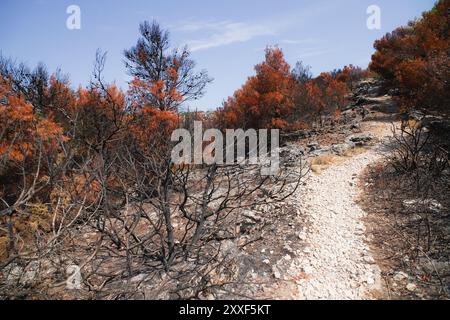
[292, 127, 390, 299]
[258, 121, 395, 300]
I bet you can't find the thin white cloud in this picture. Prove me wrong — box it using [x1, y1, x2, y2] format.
[175, 20, 275, 52]
[297, 48, 329, 59]
[281, 39, 318, 45]
[174, 20, 230, 33]
[173, 1, 336, 52]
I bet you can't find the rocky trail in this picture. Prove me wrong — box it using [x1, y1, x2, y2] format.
[232, 80, 401, 300]
[294, 134, 388, 299]
[256, 123, 390, 300]
[263, 121, 394, 300]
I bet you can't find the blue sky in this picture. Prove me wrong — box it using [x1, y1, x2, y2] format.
[0, 0, 436, 111]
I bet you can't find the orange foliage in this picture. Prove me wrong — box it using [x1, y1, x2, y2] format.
[130, 106, 179, 152]
[319, 73, 349, 112]
[295, 72, 348, 126]
[305, 81, 325, 113]
[71, 84, 127, 152]
[370, 0, 449, 111]
[216, 47, 352, 130]
[0, 76, 66, 163]
[335, 65, 367, 90]
[127, 58, 183, 112]
[218, 47, 296, 129]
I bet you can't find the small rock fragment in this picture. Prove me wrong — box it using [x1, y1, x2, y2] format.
[406, 283, 417, 292]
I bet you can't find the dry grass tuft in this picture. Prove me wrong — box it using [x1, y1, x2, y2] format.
[310, 154, 339, 166]
[309, 147, 369, 174]
[342, 146, 367, 158]
[309, 154, 340, 174]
